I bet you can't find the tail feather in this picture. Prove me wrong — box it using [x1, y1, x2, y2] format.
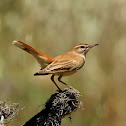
[12, 40, 52, 58]
[34, 72, 49, 76]
[12, 40, 53, 68]
[13, 40, 37, 54]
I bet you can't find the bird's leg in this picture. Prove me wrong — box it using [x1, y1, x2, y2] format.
[51, 75, 62, 92]
[58, 75, 72, 89]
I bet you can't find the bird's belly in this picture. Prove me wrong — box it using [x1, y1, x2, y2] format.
[54, 70, 77, 76]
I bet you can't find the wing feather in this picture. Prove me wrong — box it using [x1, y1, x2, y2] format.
[42, 60, 77, 73]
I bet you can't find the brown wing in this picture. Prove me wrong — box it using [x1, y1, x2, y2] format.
[36, 59, 79, 75]
[12, 40, 53, 68]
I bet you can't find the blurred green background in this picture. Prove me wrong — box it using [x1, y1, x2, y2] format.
[0, 0, 126, 126]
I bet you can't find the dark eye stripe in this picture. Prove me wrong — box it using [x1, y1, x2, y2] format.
[80, 46, 85, 48]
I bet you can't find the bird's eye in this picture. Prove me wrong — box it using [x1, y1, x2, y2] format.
[80, 45, 85, 48]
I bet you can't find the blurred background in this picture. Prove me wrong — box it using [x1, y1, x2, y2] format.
[0, 0, 126, 126]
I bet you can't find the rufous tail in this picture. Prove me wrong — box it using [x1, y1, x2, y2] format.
[12, 40, 53, 68]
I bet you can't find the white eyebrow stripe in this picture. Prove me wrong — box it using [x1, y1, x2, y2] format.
[75, 45, 85, 48]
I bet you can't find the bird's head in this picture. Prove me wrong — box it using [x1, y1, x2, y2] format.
[71, 43, 99, 56]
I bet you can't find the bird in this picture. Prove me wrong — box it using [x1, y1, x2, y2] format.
[12, 40, 99, 91]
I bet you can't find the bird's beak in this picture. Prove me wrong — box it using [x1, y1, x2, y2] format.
[84, 43, 99, 54]
[88, 43, 99, 48]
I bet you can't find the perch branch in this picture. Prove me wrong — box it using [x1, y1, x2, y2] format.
[23, 88, 82, 126]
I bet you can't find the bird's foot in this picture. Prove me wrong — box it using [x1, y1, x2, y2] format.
[68, 85, 73, 89]
[56, 89, 63, 93]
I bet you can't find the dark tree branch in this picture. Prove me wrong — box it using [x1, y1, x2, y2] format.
[23, 88, 82, 126]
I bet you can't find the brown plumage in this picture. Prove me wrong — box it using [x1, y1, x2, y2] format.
[13, 40, 53, 69]
[13, 40, 99, 91]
